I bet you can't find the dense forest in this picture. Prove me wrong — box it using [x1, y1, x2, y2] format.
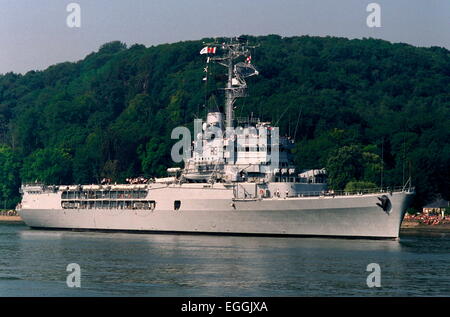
[0, 35, 449, 210]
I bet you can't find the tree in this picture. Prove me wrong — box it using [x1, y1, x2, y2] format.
[138, 137, 171, 177]
[344, 181, 378, 193]
[326, 144, 382, 190]
[0, 146, 21, 208]
[326, 145, 365, 190]
[21, 148, 73, 184]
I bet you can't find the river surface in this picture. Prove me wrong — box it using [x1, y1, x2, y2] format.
[0, 222, 449, 296]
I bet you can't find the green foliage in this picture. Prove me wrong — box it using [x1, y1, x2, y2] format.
[444, 207, 450, 216]
[344, 181, 378, 193]
[137, 137, 171, 177]
[0, 36, 449, 209]
[326, 145, 381, 190]
[326, 145, 365, 190]
[20, 148, 73, 185]
[0, 146, 20, 208]
[406, 207, 419, 215]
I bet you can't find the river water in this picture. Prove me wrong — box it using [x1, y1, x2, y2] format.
[0, 222, 448, 297]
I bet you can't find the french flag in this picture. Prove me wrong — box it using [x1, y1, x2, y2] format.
[200, 46, 217, 55]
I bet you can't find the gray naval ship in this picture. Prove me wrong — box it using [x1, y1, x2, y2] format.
[17, 38, 414, 239]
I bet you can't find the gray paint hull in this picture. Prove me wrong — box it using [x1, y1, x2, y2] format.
[18, 191, 413, 239]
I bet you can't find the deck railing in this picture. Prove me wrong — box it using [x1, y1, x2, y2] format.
[297, 186, 414, 198]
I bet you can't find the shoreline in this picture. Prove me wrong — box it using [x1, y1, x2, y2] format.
[400, 220, 450, 236]
[0, 215, 23, 222]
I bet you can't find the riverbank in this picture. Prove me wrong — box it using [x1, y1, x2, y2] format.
[0, 215, 22, 222]
[400, 219, 450, 236]
[0, 210, 22, 222]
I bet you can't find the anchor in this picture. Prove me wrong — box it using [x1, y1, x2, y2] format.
[376, 195, 392, 214]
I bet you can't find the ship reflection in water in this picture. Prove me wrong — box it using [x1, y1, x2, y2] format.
[0, 223, 448, 296]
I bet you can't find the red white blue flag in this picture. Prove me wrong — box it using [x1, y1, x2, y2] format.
[200, 46, 217, 55]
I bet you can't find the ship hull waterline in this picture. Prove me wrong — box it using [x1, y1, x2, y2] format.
[18, 191, 413, 239]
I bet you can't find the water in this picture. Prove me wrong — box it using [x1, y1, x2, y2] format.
[0, 222, 449, 296]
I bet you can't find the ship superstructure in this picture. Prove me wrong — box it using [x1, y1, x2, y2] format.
[183, 38, 298, 187]
[17, 38, 414, 239]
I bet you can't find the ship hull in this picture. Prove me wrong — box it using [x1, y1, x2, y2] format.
[18, 191, 413, 239]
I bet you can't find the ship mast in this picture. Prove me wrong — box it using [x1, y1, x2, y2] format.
[225, 53, 234, 128]
[206, 37, 258, 128]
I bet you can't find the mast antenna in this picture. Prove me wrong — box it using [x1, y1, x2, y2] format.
[205, 37, 259, 128]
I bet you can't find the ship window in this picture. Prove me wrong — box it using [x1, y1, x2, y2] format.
[139, 190, 147, 198]
[61, 201, 79, 209]
[174, 200, 181, 210]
